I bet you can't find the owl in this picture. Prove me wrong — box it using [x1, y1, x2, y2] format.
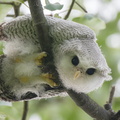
[0, 15, 112, 101]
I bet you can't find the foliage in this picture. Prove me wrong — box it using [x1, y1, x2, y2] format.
[44, 0, 63, 11]
[0, 0, 120, 120]
[0, 0, 12, 23]
[73, 14, 106, 34]
[0, 0, 23, 23]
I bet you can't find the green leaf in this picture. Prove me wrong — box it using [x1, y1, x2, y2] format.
[0, 0, 24, 23]
[72, 14, 106, 34]
[44, 0, 63, 11]
[0, 1, 12, 23]
[54, 13, 62, 18]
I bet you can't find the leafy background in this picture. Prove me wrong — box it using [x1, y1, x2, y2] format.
[0, 0, 120, 120]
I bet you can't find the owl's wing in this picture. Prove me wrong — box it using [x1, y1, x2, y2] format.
[0, 15, 95, 42]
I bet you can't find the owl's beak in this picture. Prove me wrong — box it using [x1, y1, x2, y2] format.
[74, 70, 81, 80]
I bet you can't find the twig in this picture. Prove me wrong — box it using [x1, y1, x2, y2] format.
[75, 1, 88, 13]
[0, 1, 21, 17]
[7, 14, 23, 17]
[22, 101, 29, 120]
[104, 86, 115, 111]
[109, 86, 115, 104]
[13, 2, 21, 17]
[64, 0, 75, 20]
[0, 1, 14, 5]
[6, 14, 16, 17]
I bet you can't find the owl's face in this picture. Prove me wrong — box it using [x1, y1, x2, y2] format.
[54, 39, 112, 93]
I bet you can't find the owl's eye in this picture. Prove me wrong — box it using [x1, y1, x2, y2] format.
[86, 68, 96, 75]
[71, 56, 79, 66]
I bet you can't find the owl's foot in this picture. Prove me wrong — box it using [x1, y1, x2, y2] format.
[18, 74, 57, 87]
[41, 73, 57, 87]
[35, 52, 47, 66]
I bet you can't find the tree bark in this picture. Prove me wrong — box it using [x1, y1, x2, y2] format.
[67, 90, 111, 120]
[28, 0, 52, 54]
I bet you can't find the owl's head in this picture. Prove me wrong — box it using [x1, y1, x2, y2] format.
[54, 38, 112, 93]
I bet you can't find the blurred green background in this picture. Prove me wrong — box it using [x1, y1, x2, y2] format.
[0, 0, 120, 120]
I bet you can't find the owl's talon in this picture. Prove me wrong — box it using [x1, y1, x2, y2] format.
[35, 52, 47, 66]
[41, 73, 57, 87]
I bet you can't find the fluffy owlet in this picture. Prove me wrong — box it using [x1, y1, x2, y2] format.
[0, 15, 112, 101]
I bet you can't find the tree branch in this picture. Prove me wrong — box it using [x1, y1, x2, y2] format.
[104, 86, 115, 112]
[64, 0, 87, 20]
[13, 2, 21, 17]
[64, 0, 75, 20]
[0, 2, 14, 5]
[108, 86, 115, 104]
[75, 1, 88, 13]
[67, 90, 111, 120]
[0, 1, 21, 17]
[28, 0, 52, 54]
